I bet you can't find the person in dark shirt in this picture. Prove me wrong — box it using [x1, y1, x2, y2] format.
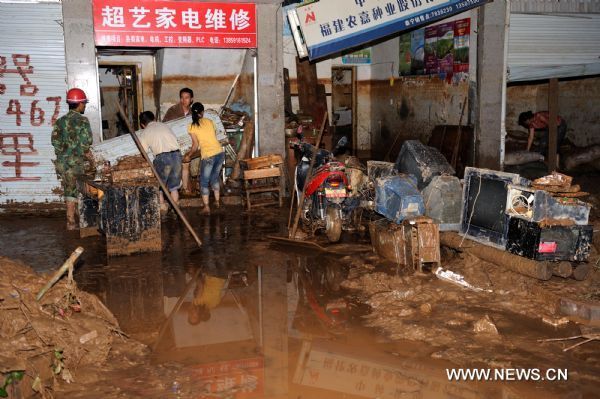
[518, 110, 567, 156]
[163, 87, 194, 122]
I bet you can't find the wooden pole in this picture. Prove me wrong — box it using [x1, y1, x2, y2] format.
[548, 78, 559, 170]
[220, 73, 240, 116]
[116, 103, 202, 247]
[441, 232, 553, 280]
[36, 247, 84, 301]
[152, 267, 201, 352]
[287, 178, 297, 230]
[289, 113, 327, 239]
[451, 98, 468, 169]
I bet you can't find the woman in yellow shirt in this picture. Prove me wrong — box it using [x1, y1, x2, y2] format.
[184, 102, 225, 214]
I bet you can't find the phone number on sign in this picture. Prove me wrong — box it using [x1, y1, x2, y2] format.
[223, 37, 253, 44]
[456, 0, 482, 10]
[428, 7, 453, 18]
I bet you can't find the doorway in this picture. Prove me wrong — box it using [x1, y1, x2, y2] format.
[98, 63, 143, 140]
[331, 66, 357, 155]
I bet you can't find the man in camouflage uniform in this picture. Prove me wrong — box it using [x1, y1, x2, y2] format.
[51, 88, 93, 230]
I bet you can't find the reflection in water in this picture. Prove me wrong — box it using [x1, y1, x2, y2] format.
[65, 208, 589, 398]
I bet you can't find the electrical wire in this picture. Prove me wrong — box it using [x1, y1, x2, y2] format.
[459, 174, 482, 248]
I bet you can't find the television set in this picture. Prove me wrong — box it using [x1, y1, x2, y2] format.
[460, 167, 523, 248]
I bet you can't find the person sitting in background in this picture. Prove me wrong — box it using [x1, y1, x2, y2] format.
[162, 87, 194, 122]
[518, 111, 567, 156]
[184, 102, 224, 214]
[139, 111, 182, 213]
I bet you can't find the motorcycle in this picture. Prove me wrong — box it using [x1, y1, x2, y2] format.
[290, 137, 364, 242]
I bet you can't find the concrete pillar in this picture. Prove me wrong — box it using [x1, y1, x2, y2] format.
[474, 0, 509, 169]
[62, 0, 102, 143]
[256, 3, 285, 156]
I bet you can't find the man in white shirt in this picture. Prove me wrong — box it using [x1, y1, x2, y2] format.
[139, 111, 182, 210]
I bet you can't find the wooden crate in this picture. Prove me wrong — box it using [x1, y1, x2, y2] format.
[240, 154, 283, 170]
[242, 167, 281, 180]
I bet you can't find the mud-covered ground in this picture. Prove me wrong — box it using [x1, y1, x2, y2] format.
[1, 187, 599, 398]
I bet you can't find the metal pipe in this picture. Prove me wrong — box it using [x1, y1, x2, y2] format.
[253, 53, 259, 157]
[258, 265, 263, 348]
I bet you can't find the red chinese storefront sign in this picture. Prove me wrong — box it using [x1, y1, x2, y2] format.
[92, 0, 257, 48]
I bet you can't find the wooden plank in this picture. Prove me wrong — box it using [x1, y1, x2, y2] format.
[240, 154, 284, 170]
[247, 185, 281, 194]
[283, 68, 293, 117]
[243, 167, 281, 180]
[548, 78, 559, 170]
[296, 56, 319, 116]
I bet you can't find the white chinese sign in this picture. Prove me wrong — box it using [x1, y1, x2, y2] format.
[289, 0, 487, 60]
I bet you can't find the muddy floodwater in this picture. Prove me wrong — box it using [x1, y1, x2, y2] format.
[1, 206, 599, 398]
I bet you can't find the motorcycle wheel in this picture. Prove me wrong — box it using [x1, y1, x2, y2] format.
[325, 206, 342, 243]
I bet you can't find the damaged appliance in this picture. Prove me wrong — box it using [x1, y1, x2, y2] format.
[505, 184, 590, 225]
[404, 217, 441, 273]
[374, 174, 424, 224]
[460, 167, 524, 249]
[506, 218, 593, 262]
[394, 140, 455, 189]
[422, 175, 462, 231]
[369, 216, 440, 272]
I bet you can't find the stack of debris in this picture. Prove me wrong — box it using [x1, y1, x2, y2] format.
[0, 256, 123, 396]
[368, 140, 594, 283]
[220, 107, 248, 130]
[459, 167, 592, 280]
[531, 171, 588, 198]
[109, 154, 153, 184]
[368, 141, 455, 272]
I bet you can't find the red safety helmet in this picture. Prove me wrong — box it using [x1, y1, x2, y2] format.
[66, 88, 88, 104]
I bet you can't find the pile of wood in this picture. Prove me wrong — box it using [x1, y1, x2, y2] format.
[532, 172, 588, 198]
[220, 108, 248, 129]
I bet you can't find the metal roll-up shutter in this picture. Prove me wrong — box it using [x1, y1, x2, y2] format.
[508, 13, 600, 82]
[0, 2, 67, 204]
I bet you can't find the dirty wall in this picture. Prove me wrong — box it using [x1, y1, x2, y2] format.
[506, 76, 600, 147]
[369, 10, 477, 160]
[158, 48, 246, 116]
[283, 9, 476, 159]
[283, 35, 372, 155]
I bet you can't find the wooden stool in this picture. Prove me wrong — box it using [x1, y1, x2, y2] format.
[241, 165, 284, 210]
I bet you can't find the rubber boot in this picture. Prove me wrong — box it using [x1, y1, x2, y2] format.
[66, 201, 77, 230]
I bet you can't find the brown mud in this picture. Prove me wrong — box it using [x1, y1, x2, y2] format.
[1, 201, 599, 398]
